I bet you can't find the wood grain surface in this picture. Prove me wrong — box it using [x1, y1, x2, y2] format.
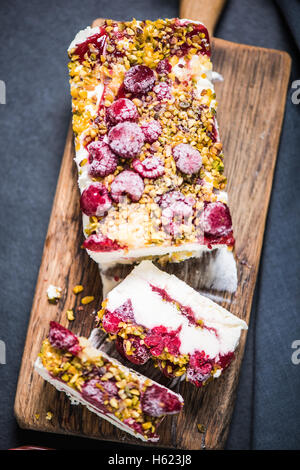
[14, 23, 291, 449]
[180, 0, 227, 36]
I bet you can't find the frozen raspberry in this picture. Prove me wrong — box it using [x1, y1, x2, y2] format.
[49, 321, 81, 355]
[80, 183, 112, 217]
[186, 351, 213, 387]
[156, 59, 172, 75]
[144, 326, 181, 357]
[116, 335, 151, 365]
[201, 202, 232, 236]
[87, 141, 118, 177]
[110, 170, 144, 202]
[83, 233, 121, 252]
[132, 156, 164, 179]
[158, 190, 186, 209]
[218, 352, 234, 370]
[158, 191, 194, 237]
[140, 120, 162, 143]
[81, 379, 118, 410]
[153, 82, 172, 101]
[102, 299, 134, 334]
[124, 65, 156, 94]
[172, 143, 202, 174]
[141, 384, 183, 417]
[108, 122, 144, 159]
[106, 98, 138, 125]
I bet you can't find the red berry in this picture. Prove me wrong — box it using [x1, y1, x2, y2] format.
[110, 170, 144, 202]
[116, 335, 150, 365]
[124, 65, 156, 94]
[102, 299, 134, 334]
[153, 82, 172, 101]
[132, 156, 164, 179]
[81, 379, 118, 410]
[172, 143, 202, 174]
[158, 190, 186, 208]
[106, 98, 138, 125]
[140, 120, 162, 143]
[87, 141, 118, 177]
[49, 322, 81, 355]
[80, 183, 112, 216]
[156, 59, 172, 75]
[158, 191, 194, 237]
[201, 202, 232, 236]
[83, 233, 121, 252]
[108, 122, 144, 158]
[141, 384, 183, 417]
[186, 351, 213, 387]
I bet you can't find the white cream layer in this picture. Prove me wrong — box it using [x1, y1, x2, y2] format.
[105, 261, 247, 360]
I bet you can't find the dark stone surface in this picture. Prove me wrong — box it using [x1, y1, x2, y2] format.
[0, 0, 299, 450]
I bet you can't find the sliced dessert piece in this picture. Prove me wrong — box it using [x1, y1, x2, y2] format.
[68, 18, 234, 265]
[35, 321, 183, 442]
[98, 261, 247, 386]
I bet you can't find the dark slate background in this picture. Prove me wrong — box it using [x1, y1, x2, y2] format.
[0, 0, 299, 450]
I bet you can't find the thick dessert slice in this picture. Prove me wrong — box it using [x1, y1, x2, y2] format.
[68, 18, 234, 265]
[35, 321, 183, 442]
[98, 261, 247, 386]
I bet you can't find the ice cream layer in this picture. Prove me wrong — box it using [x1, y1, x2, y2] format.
[99, 261, 247, 386]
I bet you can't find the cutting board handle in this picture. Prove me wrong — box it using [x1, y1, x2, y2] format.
[180, 0, 226, 37]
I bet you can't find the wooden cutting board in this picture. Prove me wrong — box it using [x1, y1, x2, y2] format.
[14, 14, 291, 449]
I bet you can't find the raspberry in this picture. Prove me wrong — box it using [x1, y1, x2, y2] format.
[156, 59, 172, 75]
[124, 65, 156, 94]
[186, 351, 213, 387]
[132, 156, 164, 179]
[87, 141, 118, 177]
[83, 233, 121, 252]
[153, 82, 172, 100]
[106, 98, 138, 125]
[158, 190, 186, 209]
[144, 326, 181, 357]
[158, 191, 194, 237]
[172, 143, 202, 174]
[80, 183, 112, 217]
[141, 384, 183, 417]
[108, 122, 144, 158]
[81, 379, 118, 410]
[218, 352, 234, 369]
[49, 322, 81, 355]
[140, 120, 162, 143]
[110, 170, 144, 202]
[201, 202, 232, 236]
[102, 299, 134, 334]
[116, 335, 150, 365]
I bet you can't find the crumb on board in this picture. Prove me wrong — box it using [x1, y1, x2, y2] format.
[47, 285, 62, 304]
[46, 411, 53, 421]
[73, 285, 84, 294]
[197, 423, 206, 433]
[66, 309, 75, 321]
[81, 296, 94, 305]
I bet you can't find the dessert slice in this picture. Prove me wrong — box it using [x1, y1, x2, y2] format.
[35, 321, 183, 442]
[98, 261, 247, 386]
[68, 18, 234, 265]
